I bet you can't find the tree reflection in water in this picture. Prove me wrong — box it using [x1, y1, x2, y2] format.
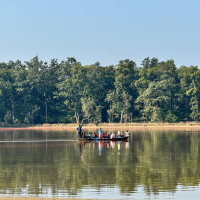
[0, 129, 199, 198]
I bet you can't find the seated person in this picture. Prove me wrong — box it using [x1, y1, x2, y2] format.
[89, 132, 92, 138]
[93, 132, 98, 138]
[111, 132, 115, 139]
[82, 133, 86, 138]
[119, 133, 124, 137]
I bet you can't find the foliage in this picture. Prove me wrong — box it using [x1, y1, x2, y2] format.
[0, 56, 199, 124]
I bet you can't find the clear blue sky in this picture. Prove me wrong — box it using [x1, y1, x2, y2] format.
[0, 0, 200, 67]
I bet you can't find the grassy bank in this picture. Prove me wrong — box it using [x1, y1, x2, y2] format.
[1, 122, 200, 130]
[0, 198, 102, 200]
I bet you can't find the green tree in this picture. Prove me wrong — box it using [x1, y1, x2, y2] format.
[136, 60, 179, 122]
[58, 61, 85, 123]
[81, 97, 95, 123]
[177, 66, 200, 121]
[185, 70, 200, 121]
[108, 59, 138, 122]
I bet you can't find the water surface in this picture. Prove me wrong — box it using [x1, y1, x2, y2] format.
[0, 128, 200, 199]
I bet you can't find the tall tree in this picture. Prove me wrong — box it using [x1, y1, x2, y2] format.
[58, 61, 85, 123]
[136, 60, 179, 122]
[185, 70, 200, 121]
[110, 59, 138, 122]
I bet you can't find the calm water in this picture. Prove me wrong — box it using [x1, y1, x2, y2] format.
[0, 128, 200, 199]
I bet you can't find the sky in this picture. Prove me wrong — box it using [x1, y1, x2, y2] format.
[0, 0, 200, 67]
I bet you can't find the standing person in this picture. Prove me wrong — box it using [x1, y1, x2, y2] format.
[77, 125, 82, 138]
[98, 127, 103, 138]
[125, 130, 130, 137]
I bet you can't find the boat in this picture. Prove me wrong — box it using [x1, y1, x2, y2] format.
[79, 136, 129, 141]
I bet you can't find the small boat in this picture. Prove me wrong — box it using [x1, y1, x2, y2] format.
[79, 136, 129, 141]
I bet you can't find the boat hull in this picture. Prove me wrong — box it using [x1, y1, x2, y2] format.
[79, 136, 129, 141]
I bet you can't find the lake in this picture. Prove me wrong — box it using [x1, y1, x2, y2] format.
[0, 128, 200, 199]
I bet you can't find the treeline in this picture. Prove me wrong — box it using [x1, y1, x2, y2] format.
[0, 56, 200, 125]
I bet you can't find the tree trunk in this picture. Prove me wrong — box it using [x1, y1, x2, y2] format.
[11, 101, 15, 124]
[44, 94, 48, 124]
[32, 108, 34, 125]
[120, 111, 123, 123]
[75, 112, 79, 124]
[124, 114, 127, 123]
[130, 112, 132, 123]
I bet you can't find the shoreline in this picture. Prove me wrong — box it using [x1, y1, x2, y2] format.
[0, 198, 102, 200]
[1, 122, 200, 130]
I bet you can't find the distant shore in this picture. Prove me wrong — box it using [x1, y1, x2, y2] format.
[1, 122, 200, 130]
[0, 198, 102, 200]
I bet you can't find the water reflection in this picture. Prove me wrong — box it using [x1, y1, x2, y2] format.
[77, 140, 129, 156]
[0, 129, 199, 199]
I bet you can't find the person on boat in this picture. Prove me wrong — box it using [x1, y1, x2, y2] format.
[106, 133, 110, 139]
[89, 132, 92, 138]
[99, 128, 102, 135]
[125, 130, 130, 137]
[82, 132, 86, 138]
[77, 125, 82, 138]
[93, 132, 98, 138]
[99, 128, 103, 138]
[99, 132, 105, 139]
[117, 133, 123, 138]
[111, 132, 115, 139]
[102, 133, 106, 138]
[116, 130, 122, 138]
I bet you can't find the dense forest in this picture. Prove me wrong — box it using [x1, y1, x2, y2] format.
[0, 56, 200, 125]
